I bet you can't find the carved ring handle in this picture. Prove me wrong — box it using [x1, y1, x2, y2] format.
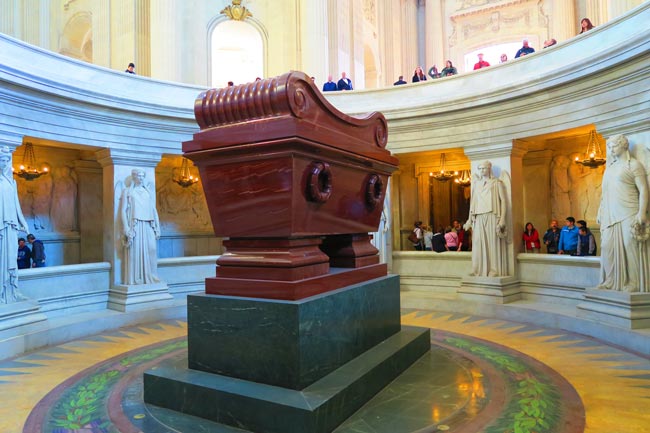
[365, 174, 384, 209]
[307, 162, 332, 203]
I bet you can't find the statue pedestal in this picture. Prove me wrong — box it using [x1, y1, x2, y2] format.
[0, 300, 47, 340]
[107, 282, 173, 312]
[458, 276, 521, 304]
[144, 275, 430, 433]
[577, 289, 650, 329]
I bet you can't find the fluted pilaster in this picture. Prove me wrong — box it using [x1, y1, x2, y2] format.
[110, 0, 136, 71]
[402, 0, 418, 74]
[351, 0, 365, 89]
[0, 0, 19, 37]
[92, 0, 111, 67]
[378, 0, 398, 85]
[607, 0, 643, 19]
[134, 0, 151, 77]
[150, 0, 178, 81]
[586, 0, 608, 25]
[22, 0, 40, 45]
[327, 0, 340, 76]
[425, 0, 445, 71]
[551, 0, 576, 41]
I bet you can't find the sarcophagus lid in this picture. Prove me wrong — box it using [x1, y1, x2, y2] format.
[184, 71, 397, 238]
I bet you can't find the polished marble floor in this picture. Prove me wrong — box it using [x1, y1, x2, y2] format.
[1, 310, 648, 433]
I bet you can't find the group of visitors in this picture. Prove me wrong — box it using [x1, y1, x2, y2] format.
[394, 17, 594, 86]
[411, 220, 470, 253]
[322, 72, 354, 92]
[526, 217, 596, 256]
[394, 61, 459, 85]
[17, 235, 46, 269]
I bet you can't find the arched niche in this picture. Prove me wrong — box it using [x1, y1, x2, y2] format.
[59, 11, 93, 62]
[208, 19, 264, 87]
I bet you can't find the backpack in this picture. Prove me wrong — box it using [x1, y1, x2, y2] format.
[408, 231, 419, 244]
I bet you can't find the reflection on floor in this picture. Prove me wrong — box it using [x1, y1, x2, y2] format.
[0, 310, 648, 433]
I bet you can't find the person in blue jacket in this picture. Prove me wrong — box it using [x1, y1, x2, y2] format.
[558, 216, 579, 255]
[17, 238, 31, 269]
[515, 39, 535, 58]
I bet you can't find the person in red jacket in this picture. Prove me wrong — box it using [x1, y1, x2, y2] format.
[473, 53, 490, 70]
[522, 222, 541, 253]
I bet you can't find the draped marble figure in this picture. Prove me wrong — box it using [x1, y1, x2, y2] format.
[0, 147, 29, 303]
[465, 161, 509, 277]
[120, 169, 161, 285]
[597, 135, 650, 292]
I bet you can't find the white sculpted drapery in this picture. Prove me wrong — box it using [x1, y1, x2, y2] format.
[0, 147, 29, 304]
[120, 169, 161, 285]
[597, 135, 650, 292]
[465, 161, 509, 277]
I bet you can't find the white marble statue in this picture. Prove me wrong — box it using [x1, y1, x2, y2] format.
[464, 161, 510, 277]
[120, 169, 161, 285]
[597, 135, 650, 292]
[0, 147, 29, 304]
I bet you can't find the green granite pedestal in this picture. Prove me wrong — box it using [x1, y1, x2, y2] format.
[144, 275, 430, 433]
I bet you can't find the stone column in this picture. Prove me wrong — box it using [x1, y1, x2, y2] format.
[457, 142, 528, 304]
[425, 0, 445, 71]
[96, 149, 171, 312]
[150, 0, 178, 81]
[297, 0, 328, 82]
[551, 0, 576, 42]
[402, 0, 419, 74]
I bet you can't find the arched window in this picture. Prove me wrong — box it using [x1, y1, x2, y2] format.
[210, 20, 263, 87]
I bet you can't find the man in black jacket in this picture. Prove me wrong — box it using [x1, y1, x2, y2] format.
[337, 72, 353, 91]
[27, 234, 46, 267]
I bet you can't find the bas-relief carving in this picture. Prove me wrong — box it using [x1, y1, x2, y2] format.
[0, 148, 29, 304]
[550, 153, 604, 222]
[597, 135, 650, 292]
[50, 166, 78, 232]
[156, 175, 212, 232]
[16, 164, 79, 234]
[550, 155, 571, 220]
[458, 0, 500, 10]
[450, 0, 547, 54]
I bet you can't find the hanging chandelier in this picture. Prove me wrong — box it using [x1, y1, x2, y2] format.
[454, 169, 472, 186]
[430, 153, 456, 182]
[574, 130, 606, 168]
[13, 142, 50, 181]
[173, 157, 199, 188]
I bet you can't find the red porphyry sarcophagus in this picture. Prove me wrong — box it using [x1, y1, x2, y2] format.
[183, 71, 398, 300]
